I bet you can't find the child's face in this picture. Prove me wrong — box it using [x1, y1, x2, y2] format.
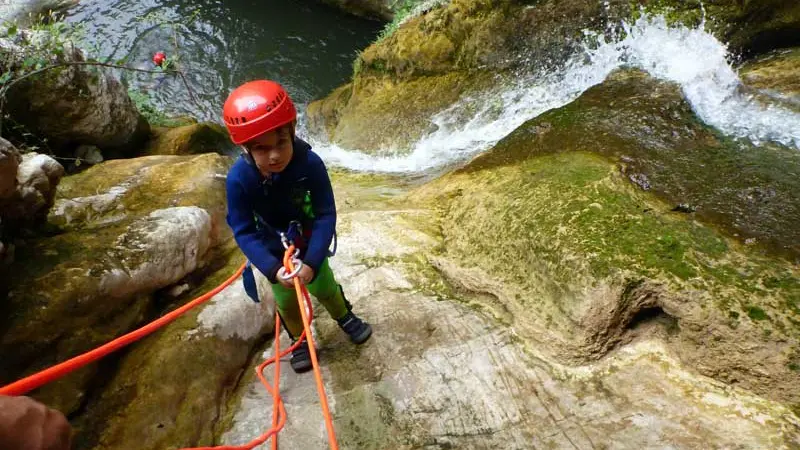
[244, 125, 294, 176]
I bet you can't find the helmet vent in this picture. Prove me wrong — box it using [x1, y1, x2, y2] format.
[240, 116, 247, 123]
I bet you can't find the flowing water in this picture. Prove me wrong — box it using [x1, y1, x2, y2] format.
[310, 14, 800, 173]
[68, 4, 800, 174]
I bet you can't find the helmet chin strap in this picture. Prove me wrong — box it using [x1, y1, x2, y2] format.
[241, 146, 255, 165]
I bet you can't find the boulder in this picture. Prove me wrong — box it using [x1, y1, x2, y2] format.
[143, 122, 233, 157]
[411, 69, 800, 407]
[0, 153, 234, 414]
[0, 0, 78, 26]
[1, 31, 149, 157]
[0, 137, 64, 230]
[71, 249, 275, 450]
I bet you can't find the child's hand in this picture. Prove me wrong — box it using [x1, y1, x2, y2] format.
[278, 272, 295, 289]
[0, 395, 72, 450]
[278, 263, 314, 287]
[297, 264, 315, 285]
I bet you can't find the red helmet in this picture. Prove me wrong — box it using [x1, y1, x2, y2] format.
[222, 80, 297, 145]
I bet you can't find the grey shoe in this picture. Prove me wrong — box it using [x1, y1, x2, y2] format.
[290, 340, 313, 373]
[336, 312, 373, 345]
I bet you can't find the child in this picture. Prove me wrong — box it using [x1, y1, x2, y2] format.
[223, 80, 372, 373]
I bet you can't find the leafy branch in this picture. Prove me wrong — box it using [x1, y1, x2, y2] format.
[0, 60, 200, 135]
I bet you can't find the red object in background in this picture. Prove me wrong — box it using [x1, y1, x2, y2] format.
[152, 51, 166, 67]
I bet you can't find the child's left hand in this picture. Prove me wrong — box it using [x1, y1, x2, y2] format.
[297, 264, 315, 285]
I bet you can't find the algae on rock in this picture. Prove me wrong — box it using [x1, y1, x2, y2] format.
[143, 122, 234, 157]
[0, 153, 234, 414]
[71, 245, 275, 450]
[308, 0, 800, 153]
[411, 70, 800, 407]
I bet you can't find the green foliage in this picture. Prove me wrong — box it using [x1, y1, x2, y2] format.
[127, 88, 184, 127]
[0, 12, 89, 89]
[376, 0, 441, 42]
[352, 51, 364, 77]
[747, 306, 769, 321]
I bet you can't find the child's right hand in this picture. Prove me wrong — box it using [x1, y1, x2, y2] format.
[278, 273, 295, 289]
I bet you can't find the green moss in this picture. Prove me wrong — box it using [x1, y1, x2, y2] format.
[428, 152, 750, 291]
[73, 246, 260, 450]
[308, 70, 496, 152]
[143, 123, 231, 156]
[747, 306, 769, 321]
[462, 69, 800, 260]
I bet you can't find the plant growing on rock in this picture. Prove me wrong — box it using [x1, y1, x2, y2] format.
[0, 12, 200, 150]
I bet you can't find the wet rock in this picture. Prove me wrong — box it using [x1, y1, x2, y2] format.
[739, 47, 800, 112]
[0, 0, 78, 26]
[0, 153, 233, 414]
[672, 203, 696, 213]
[320, 0, 396, 20]
[1, 32, 149, 157]
[143, 122, 232, 156]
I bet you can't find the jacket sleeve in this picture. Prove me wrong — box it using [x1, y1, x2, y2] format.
[226, 174, 283, 283]
[303, 158, 336, 277]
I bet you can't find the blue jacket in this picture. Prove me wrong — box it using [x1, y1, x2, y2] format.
[225, 137, 336, 283]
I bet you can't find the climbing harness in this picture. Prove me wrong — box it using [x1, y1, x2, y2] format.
[0, 238, 341, 449]
[242, 218, 336, 303]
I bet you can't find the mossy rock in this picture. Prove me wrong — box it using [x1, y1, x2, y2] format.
[739, 47, 800, 112]
[310, 0, 799, 152]
[320, 0, 397, 20]
[464, 68, 800, 259]
[0, 153, 234, 414]
[308, 0, 635, 150]
[71, 245, 275, 450]
[641, 0, 800, 56]
[143, 123, 233, 157]
[411, 70, 800, 405]
[50, 154, 232, 237]
[308, 70, 496, 152]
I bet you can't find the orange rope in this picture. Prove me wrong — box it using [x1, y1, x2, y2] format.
[1, 247, 339, 450]
[0, 264, 247, 397]
[271, 309, 281, 450]
[285, 245, 339, 450]
[182, 244, 338, 450]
